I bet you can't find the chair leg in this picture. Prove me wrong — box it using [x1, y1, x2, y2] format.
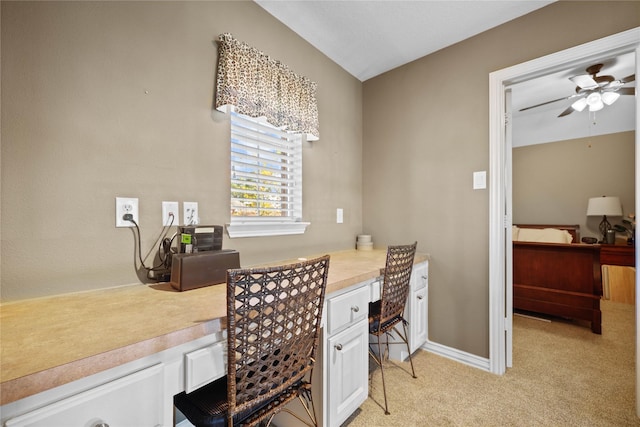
[401, 321, 417, 379]
[376, 333, 390, 415]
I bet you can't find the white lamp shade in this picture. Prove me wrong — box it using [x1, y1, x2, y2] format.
[586, 196, 623, 217]
[586, 93, 603, 111]
[601, 91, 620, 105]
[589, 100, 604, 111]
[571, 97, 588, 112]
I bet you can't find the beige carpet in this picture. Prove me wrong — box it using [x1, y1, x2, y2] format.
[343, 300, 637, 426]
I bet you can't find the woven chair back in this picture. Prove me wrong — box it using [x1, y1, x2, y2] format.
[379, 242, 417, 327]
[226, 255, 330, 423]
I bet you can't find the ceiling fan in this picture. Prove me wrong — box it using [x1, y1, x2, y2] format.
[520, 63, 635, 117]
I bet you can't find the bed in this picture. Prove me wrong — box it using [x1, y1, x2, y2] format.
[513, 224, 603, 334]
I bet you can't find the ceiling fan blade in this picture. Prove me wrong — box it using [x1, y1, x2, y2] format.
[617, 87, 636, 96]
[519, 94, 578, 112]
[570, 74, 599, 90]
[558, 105, 576, 117]
[605, 74, 636, 90]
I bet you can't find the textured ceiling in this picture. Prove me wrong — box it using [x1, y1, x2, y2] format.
[255, 0, 555, 81]
[255, 1, 635, 145]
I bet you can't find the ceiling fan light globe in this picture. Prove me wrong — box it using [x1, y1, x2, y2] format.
[571, 98, 588, 112]
[602, 91, 620, 105]
[588, 100, 604, 112]
[586, 92, 602, 106]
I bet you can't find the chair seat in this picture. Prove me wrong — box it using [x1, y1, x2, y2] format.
[174, 376, 228, 427]
[174, 375, 309, 427]
[368, 300, 405, 335]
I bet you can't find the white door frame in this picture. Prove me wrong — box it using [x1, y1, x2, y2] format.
[488, 29, 639, 410]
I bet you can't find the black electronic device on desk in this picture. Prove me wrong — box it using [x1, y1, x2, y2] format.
[178, 225, 223, 253]
[170, 225, 240, 291]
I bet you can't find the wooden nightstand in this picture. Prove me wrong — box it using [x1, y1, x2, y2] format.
[600, 244, 635, 267]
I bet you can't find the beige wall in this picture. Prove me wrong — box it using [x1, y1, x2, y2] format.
[362, 2, 639, 357]
[0, 1, 363, 301]
[514, 132, 635, 240]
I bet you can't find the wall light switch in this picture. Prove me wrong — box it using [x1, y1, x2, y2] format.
[336, 208, 344, 224]
[473, 171, 487, 190]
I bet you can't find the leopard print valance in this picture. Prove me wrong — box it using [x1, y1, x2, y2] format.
[215, 33, 319, 141]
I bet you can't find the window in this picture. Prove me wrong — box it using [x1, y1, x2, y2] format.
[226, 112, 310, 238]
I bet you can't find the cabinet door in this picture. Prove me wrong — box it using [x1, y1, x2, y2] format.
[5, 364, 164, 427]
[408, 262, 428, 353]
[326, 318, 368, 427]
[410, 286, 428, 352]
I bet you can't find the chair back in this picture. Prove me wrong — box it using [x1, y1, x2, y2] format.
[378, 242, 417, 326]
[226, 255, 330, 424]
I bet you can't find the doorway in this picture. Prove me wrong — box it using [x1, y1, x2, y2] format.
[488, 27, 640, 414]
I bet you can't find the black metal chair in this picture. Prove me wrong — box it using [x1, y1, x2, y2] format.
[174, 255, 330, 427]
[368, 242, 417, 415]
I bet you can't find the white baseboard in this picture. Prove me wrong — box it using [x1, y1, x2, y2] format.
[420, 339, 491, 372]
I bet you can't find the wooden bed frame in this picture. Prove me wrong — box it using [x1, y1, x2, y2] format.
[513, 224, 603, 334]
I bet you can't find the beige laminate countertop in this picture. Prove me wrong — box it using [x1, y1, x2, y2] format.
[0, 249, 428, 405]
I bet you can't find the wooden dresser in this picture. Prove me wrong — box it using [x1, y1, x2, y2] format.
[600, 243, 635, 305]
[600, 244, 635, 267]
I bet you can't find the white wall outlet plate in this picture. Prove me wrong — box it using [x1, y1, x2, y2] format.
[116, 197, 139, 227]
[183, 202, 198, 225]
[336, 208, 344, 224]
[162, 201, 180, 226]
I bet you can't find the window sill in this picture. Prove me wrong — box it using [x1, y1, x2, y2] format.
[226, 221, 310, 238]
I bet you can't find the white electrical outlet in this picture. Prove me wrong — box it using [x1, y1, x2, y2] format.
[336, 208, 344, 224]
[162, 201, 180, 226]
[115, 197, 139, 228]
[183, 202, 199, 225]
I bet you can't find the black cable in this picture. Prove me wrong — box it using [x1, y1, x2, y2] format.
[125, 213, 176, 279]
[159, 232, 178, 268]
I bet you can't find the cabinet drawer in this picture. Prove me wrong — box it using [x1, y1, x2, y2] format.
[413, 262, 428, 291]
[327, 286, 369, 335]
[6, 364, 164, 427]
[369, 279, 381, 302]
[185, 341, 227, 393]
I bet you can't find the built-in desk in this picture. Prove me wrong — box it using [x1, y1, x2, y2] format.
[0, 249, 428, 427]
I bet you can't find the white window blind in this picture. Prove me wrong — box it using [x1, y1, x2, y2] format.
[230, 112, 303, 221]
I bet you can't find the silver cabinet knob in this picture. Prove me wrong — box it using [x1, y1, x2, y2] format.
[421, 275, 427, 280]
[335, 344, 343, 351]
[351, 305, 359, 313]
[417, 295, 424, 300]
[95, 423, 110, 427]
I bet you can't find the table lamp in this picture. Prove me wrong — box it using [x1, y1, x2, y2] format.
[586, 196, 622, 242]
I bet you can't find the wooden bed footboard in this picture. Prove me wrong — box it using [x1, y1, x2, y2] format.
[513, 241, 602, 334]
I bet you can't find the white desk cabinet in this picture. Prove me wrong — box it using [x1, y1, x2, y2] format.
[326, 319, 368, 426]
[324, 284, 369, 427]
[1, 333, 225, 427]
[274, 279, 372, 427]
[5, 364, 165, 427]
